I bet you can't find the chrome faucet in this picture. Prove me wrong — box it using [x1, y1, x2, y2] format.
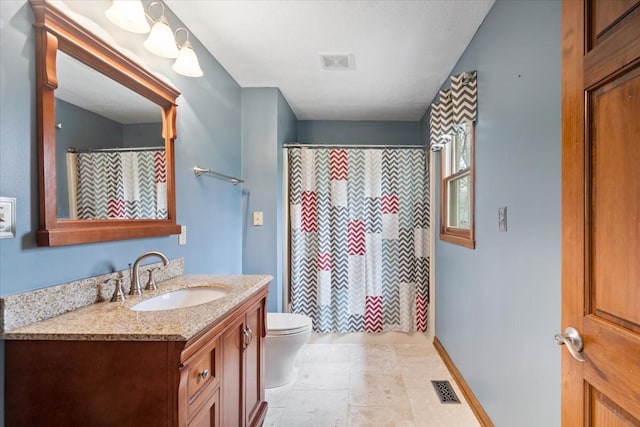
[129, 251, 169, 295]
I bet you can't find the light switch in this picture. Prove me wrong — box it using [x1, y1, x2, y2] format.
[178, 225, 187, 245]
[498, 207, 507, 232]
[253, 211, 263, 226]
[0, 197, 16, 239]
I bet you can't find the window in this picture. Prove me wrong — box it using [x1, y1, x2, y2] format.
[440, 121, 475, 248]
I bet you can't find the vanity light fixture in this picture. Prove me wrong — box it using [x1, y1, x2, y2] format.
[172, 28, 203, 77]
[143, 1, 179, 58]
[105, 0, 150, 34]
[104, 0, 202, 78]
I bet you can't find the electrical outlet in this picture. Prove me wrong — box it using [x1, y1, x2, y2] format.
[179, 225, 187, 245]
[0, 197, 16, 239]
[253, 211, 263, 226]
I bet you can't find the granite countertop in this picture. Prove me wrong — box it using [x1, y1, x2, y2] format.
[1, 274, 271, 342]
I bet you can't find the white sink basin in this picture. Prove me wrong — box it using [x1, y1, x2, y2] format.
[131, 287, 228, 312]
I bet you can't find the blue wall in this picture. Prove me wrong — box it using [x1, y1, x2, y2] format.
[241, 88, 297, 312]
[424, 1, 561, 426]
[297, 120, 422, 145]
[123, 123, 164, 147]
[55, 98, 125, 150]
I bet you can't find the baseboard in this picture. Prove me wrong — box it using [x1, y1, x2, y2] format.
[433, 336, 494, 427]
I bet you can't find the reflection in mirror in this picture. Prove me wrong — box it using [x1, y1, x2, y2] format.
[55, 51, 166, 220]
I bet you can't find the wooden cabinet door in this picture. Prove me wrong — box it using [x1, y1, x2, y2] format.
[218, 294, 268, 427]
[244, 301, 265, 427]
[562, 0, 640, 424]
[220, 317, 244, 427]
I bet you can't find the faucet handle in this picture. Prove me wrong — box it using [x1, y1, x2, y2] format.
[145, 267, 160, 291]
[105, 275, 126, 302]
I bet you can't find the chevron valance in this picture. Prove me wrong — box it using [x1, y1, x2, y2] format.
[429, 70, 477, 147]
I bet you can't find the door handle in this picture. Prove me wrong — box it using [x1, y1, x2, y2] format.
[555, 327, 586, 362]
[242, 326, 253, 350]
[246, 326, 253, 347]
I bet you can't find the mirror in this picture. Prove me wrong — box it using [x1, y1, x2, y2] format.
[31, 0, 181, 246]
[55, 51, 165, 220]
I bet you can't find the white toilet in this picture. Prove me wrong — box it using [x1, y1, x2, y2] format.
[265, 312, 312, 389]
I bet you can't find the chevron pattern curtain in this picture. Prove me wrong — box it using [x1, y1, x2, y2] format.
[430, 70, 477, 147]
[288, 147, 429, 333]
[72, 150, 167, 219]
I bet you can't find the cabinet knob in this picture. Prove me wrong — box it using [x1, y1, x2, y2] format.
[197, 369, 209, 381]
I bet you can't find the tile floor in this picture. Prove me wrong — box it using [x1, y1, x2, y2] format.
[264, 333, 480, 427]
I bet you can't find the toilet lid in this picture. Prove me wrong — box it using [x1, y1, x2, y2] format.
[267, 313, 312, 336]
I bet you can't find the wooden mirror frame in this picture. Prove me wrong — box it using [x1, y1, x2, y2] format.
[31, 0, 181, 246]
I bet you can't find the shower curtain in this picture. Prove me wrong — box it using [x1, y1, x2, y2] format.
[67, 150, 167, 220]
[288, 147, 429, 333]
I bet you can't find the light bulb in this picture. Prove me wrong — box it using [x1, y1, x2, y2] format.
[172, 41, 203, 77]
[105, 0, 150, 34]
[143, 17, 179, 58]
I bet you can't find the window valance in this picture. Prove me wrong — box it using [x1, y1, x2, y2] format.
[429, 70, 478, 148]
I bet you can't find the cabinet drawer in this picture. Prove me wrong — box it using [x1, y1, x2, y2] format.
[188, 387, 219, 427]
[186, 340, 218, 400]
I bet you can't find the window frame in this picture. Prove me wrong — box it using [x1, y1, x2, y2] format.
[439, 121, 476, 249]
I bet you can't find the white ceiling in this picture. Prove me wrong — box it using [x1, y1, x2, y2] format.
[165, 0, 494, 121]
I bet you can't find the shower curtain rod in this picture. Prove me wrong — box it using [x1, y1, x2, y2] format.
[68, 146, 164, 153]
[282, 143, 427, 149]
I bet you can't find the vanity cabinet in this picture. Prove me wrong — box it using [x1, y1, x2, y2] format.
[5, 286, 268, 427]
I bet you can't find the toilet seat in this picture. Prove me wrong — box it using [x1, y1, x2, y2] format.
[267, 313, 312, 336]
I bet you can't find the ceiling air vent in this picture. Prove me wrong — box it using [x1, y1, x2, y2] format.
[320, 54, 355, 71]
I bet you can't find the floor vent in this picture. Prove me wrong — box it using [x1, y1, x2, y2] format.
[431, 380, 461, 404]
